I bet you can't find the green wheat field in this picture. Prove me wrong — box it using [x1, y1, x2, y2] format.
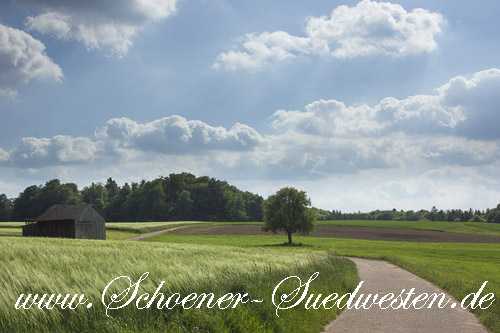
[1, 221, 499, 332]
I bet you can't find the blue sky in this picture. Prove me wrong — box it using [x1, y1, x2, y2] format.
[1, 0, 500, 212]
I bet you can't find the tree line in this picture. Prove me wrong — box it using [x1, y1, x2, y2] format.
[313, 205, 500, 223]
[0, 174, 499, 223]
[0, 173, 263, 222]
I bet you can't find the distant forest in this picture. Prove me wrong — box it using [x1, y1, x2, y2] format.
[313, 206, 500, 223]
[0, 173, 499, 223]
[0, 173, 263, 222]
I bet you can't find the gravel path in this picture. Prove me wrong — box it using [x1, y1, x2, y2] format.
[324, 257, 488, 332]
[123, 226, 188, 241]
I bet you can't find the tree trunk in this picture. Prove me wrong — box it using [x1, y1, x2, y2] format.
[287, 232, 292, 244]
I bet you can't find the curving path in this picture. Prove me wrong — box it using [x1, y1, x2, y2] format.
[324, 257, 488, 332]
[123, 226, 188, 241]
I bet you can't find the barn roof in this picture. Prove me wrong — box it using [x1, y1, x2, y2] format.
[36, 204, 105, 222]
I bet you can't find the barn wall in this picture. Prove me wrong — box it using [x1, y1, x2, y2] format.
[75, 207, 106, 240]
[36, 220, 75, 238]
[22, 223, 38, 237]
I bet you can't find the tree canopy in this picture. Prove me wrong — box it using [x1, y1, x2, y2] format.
[3, 173, 264, 222]
[262, 187, 316, 244]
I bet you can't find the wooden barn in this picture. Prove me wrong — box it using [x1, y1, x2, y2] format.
[22, 204, 106, 240]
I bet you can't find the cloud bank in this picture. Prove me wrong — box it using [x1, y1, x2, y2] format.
[2, 68, 499, 210]
[213, 0, 445, 71]
[0, 23, 62, 97]
[95, 116, 265, 155]
[1, 68, 499, 182]
[20, 0, 178, 55]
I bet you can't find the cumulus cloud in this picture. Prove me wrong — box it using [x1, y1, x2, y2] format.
[20, 0, 177, 55]
[1, 115, 264, 168]
[96, 115, 264, 154]
[271, 100, 382, 137]
[1, 69, 499, 180]
[438, 68, 500, 139]
[0, 148, 9, 163]
[270, 68, 500, 140]
[251, 68, 499, 175]
[214, 0, 445, 70]
[8, 136, 102, 168]
[0, 23, 62, 97]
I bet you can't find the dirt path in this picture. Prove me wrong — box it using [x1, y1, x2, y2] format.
[324, 257, 487, 332]
[123, 226, 188, 241]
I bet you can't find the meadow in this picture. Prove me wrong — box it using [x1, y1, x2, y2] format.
[2, 220, 500, 331]
[3, 219, 500, 238]
[210, 220, 500, 236]
[0, 221, 204, 240]
[0, 237, 358, 332]
[105, 221, 205, 240]
[144, 232, 500, 332]
[315, 219, 500, 236]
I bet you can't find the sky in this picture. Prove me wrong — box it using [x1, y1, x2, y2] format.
[1, 0, 500, 212]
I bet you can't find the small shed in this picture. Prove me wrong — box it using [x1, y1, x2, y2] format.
[22, 204, 106, 240]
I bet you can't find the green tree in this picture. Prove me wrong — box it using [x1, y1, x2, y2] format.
[0, 194, 12, 221]
[105, 178, 119, 200]
[81, 182, 108, 210]
[486, 204, 500, 223]
[262, 187, 316, 244]
[176, 190, 193, 220]
[12, 185, 41, 220]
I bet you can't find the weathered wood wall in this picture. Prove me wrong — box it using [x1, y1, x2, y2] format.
[23, 220, 75, 238]
[22, 206, 106, 240]
[75, 207, 106, 240]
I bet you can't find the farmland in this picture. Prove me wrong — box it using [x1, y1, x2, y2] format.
[3, 219, 500, 239]
[0, 236, 357, 332]
[0, 221, 204, 240]
[315, 219, 500, 236]
[145, 229, 500, 332]
[2, 220, 500, 331]
[166, 224, 500, 243]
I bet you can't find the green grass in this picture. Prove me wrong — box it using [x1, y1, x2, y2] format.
[0, 221, 206, 240]
[144, 232, 500, 332]
[0, 228, 21, 237]
[0, 222, 25, 227]
[0, 222, 24, 236]
[315, 220, 500, 236]
[3, 218, 500, 331]
[193, 219, 500, 236]
[106, 221, 205, 233]
[0, 237, 358, 332]
[105, 229, 140, 240]
[4, 220, 500, 239]
[106, 221, 207, 241]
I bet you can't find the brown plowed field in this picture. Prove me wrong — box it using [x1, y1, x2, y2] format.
[170, 225, 500, 243]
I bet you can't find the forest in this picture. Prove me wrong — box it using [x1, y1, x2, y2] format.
[0, 173, 499, 223]
[313, 206, 500, 223]
[0, 173, 263, 222]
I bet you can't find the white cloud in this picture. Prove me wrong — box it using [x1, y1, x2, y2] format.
[8, 136, 102, 168]
[366, 165, 500, 210]
[0, 179, 22, 197]
[214, 0, 445, 70]
[0, 23, 62, 97]
[2, 115, 264, 169]
[21, 0, 178, 55]
[96, 115, 265, 154]
[439, 68, 500, 139]
[270, 68, 500, 140]
[0, 149, 9, 163]
[271, 99, 382, 136]
[1, 69, 499, 187]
